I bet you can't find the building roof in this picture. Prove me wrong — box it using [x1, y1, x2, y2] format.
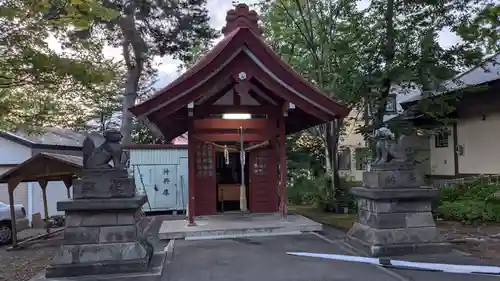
[402, 52, 500, 104]
[0, 128, 87, 150]
[0, 152, 83, 184]
[130, 4, 350, 141]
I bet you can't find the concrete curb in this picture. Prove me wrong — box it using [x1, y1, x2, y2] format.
[164, 239, 175, 263]
[184, 230, 303, 241]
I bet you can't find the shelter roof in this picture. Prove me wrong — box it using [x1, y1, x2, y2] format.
[0, 152, 83, 184]
[0, 128, 86, 150]
[130, 4, 351, 140]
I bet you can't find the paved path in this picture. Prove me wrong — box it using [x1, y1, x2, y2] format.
[162, 231, 500, 281]
[319, 226, 500, 281]
[163, 234, 404, 281]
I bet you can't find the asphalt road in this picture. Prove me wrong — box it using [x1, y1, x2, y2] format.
[162, 234, 401, 281]
[161, 233, 500, 281]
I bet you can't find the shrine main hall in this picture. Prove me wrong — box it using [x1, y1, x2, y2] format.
[130, 4, 350, 225]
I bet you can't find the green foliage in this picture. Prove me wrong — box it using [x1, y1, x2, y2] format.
[287, 173, 358, 212]
[436, 177, 500, 223]
[0, 0, 121, 131]
[456, 3, 500, 55]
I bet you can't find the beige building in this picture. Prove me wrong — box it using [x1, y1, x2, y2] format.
[336, 52, 500, 181]
[338, 85, 422, 182]
[394, 52, 500, 180]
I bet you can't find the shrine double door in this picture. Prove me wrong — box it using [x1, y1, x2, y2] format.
[191, 140, 278, 216]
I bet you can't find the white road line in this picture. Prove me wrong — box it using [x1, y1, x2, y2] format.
[286, 252, 500, 276]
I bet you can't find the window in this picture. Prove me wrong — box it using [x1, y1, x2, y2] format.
[365, 94, 398, 117]
[337, 148, 351, 170]
[355, 147, 370, 171]
[434, 129, 449, 148]
[385, 95, 397, 114]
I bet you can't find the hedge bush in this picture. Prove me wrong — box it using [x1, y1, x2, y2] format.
[287, 173, 358, 212]
[436, 177, 500, 223]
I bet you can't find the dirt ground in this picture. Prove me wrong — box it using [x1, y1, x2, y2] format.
[438, 220, 500, 264]
[0, 230, 62, 281]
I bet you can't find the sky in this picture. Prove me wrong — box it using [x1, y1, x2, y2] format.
[87, 0, 462, 89]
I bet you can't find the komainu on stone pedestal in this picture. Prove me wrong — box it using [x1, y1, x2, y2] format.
[346, 127, 450, 257]
[40, 130, 165, 281]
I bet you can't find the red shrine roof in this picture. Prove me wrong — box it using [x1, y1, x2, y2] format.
[130, 4, 351, 141]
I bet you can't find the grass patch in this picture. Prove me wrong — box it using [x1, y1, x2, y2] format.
[288, 205, 356, 231]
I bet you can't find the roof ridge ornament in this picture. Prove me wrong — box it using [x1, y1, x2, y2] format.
[222, 4, 262, 36]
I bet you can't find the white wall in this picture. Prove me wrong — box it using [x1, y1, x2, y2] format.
[0, 137, 31, 165]
[457, 112, 500, 174]
[0, 138, 31, 210]
[0, 137, 78, 220]
[31, 181, 71, 217]
[429, 125, 455, 176]
[0, 166, 29, 208]
[129, 148, 189, 211]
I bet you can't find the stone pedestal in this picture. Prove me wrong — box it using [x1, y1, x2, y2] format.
[346, 163, 450, 257]
[42, 169, 164, 280]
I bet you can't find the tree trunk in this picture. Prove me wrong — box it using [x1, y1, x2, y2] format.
[374, 0, 395, 130]
[119, 11, 146, 145]
[323, 120, 342, 210]
[121, 67, 140, 145]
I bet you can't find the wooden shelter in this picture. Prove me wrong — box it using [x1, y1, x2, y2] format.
[130, 4, 350, 225]
[0, 152, 82, 247]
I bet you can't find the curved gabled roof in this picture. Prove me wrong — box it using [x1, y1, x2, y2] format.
[131, 27, 349, 118]
[129, 4, 350, 140]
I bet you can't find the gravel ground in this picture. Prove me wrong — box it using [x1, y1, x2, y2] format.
[438, 220, 500, 264]
[0, 233, 62, 281]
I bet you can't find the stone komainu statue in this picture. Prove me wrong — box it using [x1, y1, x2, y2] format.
[82, 130, 126, 169]
[372, 126, 411, 165]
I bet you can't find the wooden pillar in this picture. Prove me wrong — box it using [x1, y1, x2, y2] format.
[278, 115, 287, 219]
[38, 179, 50, 233]
[7, 178, 21, 247]
[63, 178, 73, 199]
[187, 120, 196, 226]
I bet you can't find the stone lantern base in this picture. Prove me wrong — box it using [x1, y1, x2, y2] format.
[346, 163, 451, 257]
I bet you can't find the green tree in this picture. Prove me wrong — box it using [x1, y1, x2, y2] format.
[456, 3, 499, 55]
[259, 0, 489, 207]
[258, 0, 369, 204]
[0, 0, 118, 131]
[54, 0, 218, 144]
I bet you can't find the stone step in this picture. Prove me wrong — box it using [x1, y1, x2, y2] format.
[184, 230, 303, 240]
[159, 223, 322, 240]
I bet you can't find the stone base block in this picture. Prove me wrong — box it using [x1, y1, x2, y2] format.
[58, 195, 147, 212]
[73, 169, 135, 199]
[63, 209, 148, 245]
[348, 222, 440, 244]
[346, 234, 451, 257]
[351, 187, 438, 200]
[356, 209, 436, 229]
[346, 222, 450, 257]
[34, 251, 166, 281]
[47, 241, 153, 278]
[65, 209, 143, 227]
[370, 162, 416, 171]
[357, 198, 432, 214]
[363, 170, 423, 189]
